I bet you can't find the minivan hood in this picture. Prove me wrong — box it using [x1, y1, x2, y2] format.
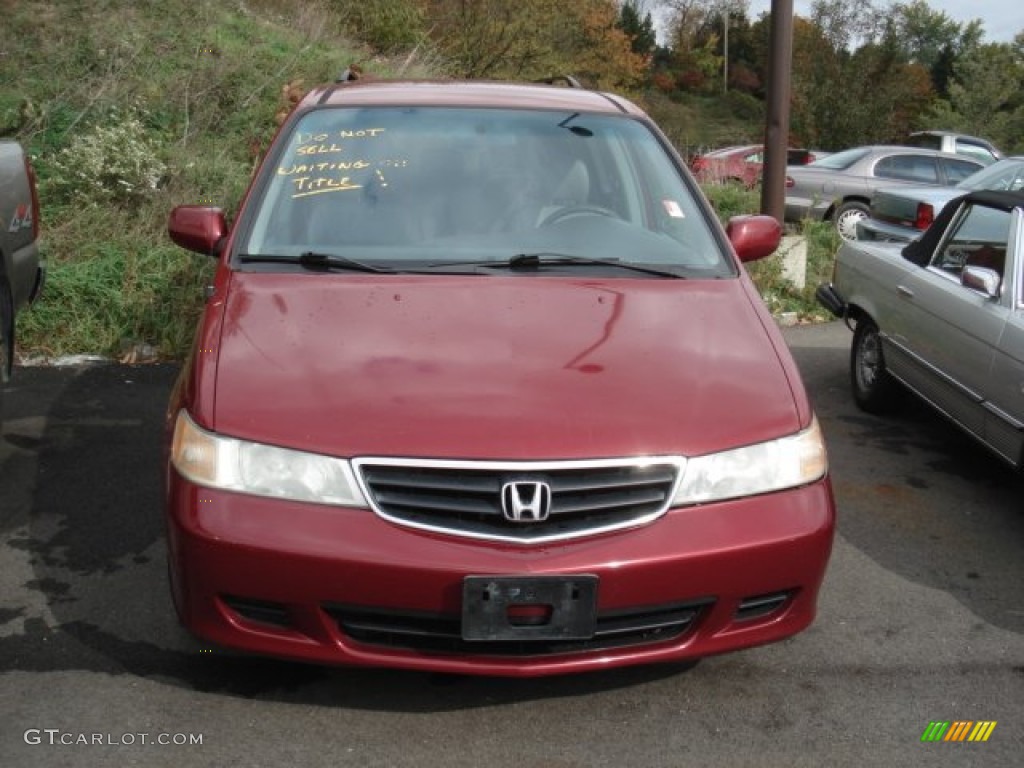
[211, 273, 801, 459]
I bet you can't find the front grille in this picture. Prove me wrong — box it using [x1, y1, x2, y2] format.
[323, 599, 710, 657]
[354, 458, 683, 542]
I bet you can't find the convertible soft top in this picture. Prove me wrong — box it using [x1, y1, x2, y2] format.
[902, 189, 1024, 266]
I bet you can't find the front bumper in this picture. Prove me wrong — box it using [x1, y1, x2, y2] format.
[815, 282, 847, 319]
[784, 198, 829, 224]
[856, 217, 918, 243]
[166, 473, 835, 676]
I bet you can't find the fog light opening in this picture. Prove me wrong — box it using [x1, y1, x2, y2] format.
[221, 595, 293, 629]
[734, 591, 793, 622]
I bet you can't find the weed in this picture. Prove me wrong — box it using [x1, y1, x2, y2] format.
[701, 185, 839, 322]
[3, 0, 394, 361]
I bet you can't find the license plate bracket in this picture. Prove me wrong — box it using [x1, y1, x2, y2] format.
[462, 575, 598, 641]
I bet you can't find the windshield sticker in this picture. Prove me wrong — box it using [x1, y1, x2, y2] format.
[662, 200, 685, 218]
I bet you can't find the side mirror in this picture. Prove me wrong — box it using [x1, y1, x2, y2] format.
[727, 214, 782, 263]
[168, 206, 228, 257]
[961, 265, 1001, 298]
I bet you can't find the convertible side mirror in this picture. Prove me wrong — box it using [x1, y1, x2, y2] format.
[961, 266, 1001, 298]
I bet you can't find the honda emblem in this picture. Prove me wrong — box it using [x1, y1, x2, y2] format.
[501, 481, 552, 522]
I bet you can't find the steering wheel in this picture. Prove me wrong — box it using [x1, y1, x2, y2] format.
[539, 205, 622, 227]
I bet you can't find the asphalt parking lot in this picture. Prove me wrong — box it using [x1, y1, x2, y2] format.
[1, 320, 1022, 767]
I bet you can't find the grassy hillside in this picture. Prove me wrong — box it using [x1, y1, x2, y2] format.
[2, 0, 439, 358]
[2, 0, 823, 360]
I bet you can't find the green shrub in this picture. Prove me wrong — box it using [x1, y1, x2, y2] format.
[700, 184, 840, 323]
[701, 183, 761, 221]
[41, 108, 168, 208]
[19, 242, 213, 359]
[332, 0, 426, 53]
[723, 90, 765, 123]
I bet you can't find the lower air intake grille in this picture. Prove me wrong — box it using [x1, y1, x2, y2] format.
[323, 599, 710, 657]
[222, 595, 293, 629]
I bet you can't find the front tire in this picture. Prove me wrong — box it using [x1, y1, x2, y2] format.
[0, 280, 13, 385]
[834, 201, 869, 241]
[851, 318, 898, 413]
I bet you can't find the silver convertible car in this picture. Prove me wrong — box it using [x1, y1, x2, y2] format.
[817, 190, 1024, 467]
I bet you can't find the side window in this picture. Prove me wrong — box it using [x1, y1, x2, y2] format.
[875, 155, 939, 183]
[955, 140, 998, 166]
[903, 134, 940, 151]
[930, 204, 1011, 283]
[942, 157, 983, 183]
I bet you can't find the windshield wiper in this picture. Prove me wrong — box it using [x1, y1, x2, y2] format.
[424, 253, 683, 277]
[238, 252, 399, 274]
[502, 253, 683, 278]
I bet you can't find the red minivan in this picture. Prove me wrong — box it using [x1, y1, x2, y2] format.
[165, 78, 834, 677]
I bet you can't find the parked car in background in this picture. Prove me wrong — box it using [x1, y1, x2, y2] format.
[691, 144, 828, 187]
[164, 77, 835, 677]
[0, 140, 44, 388]
[859, 156, 1024, 242]
[817, 189, 1024, 466]
[785, 145, 985, 241]
[901, 130, 1003, 166]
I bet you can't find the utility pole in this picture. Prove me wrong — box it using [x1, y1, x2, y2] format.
[760, 0, 794, 223]
[723, 11, 729, 94]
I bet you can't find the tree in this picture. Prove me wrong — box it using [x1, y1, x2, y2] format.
[422, 0, 648, 90]
[786, 3, 936, 149]
[618, 0, 657, 57]
[925, 42, 1024, 151]
[884, 1, 984, 98]
[656, 0, 733, 93]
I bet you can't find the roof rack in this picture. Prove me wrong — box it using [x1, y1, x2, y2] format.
[535, 75, 583, 89]
[336, 65, 364, 83]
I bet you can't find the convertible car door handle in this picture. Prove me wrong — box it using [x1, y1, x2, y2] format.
[897, 285, 914, 299]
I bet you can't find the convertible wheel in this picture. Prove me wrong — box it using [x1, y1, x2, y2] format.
[833, 201, 869, 241]
[539, 204, 621, 227]
[851, 318, 898, 413]
[0, 280, 13, 385]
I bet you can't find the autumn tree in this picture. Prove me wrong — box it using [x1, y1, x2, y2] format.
[782, 0, 938, 149]
[657, 0, 725, 92]
[421, 0, 648, 90]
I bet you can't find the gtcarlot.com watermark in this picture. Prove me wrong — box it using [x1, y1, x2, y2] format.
[24, 729, 203, 747]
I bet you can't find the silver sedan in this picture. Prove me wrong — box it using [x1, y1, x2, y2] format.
[785, 145, 984, 241]
[859, 156, 1024, 243]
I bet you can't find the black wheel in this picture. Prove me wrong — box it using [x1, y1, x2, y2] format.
[833, 200, 869, 241]
[539, 204, 621, 227]
[0, 280, 13, 385]
[851, 318, 898, 413]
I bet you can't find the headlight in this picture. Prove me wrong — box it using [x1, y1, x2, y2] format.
[171, 410, 369, 507]
[672, 417, 827, 505]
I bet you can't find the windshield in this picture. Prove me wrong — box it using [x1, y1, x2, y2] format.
[239, 107, 728, 276]
[958, 158, 1024, 192]
[808, 147, 871, 170]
